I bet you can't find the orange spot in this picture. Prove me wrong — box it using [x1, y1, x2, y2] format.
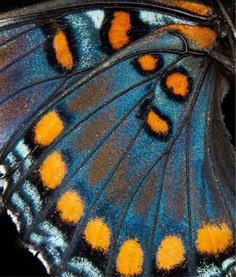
[147, 110, 170, 135]
[116, 239, 143, 276]
[108, 11, 131, 50]
[156, 0, 212, 17]
[53, 30, 74, 70]
[156, 236, 185, 271]
[84, 218, 111, 252]
[137, 54, 158, 72]
[196, 223, 233, 256]
[161, 24, 217, 50]
[34, 111, 64, 146]
[56, 190, 84, 224]
[166, 72, 189, 97]
[39, 151, 67, 190]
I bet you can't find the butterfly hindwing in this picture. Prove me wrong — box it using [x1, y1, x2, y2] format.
[0, 1, 235, 276]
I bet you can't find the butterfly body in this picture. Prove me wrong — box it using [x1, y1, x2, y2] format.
[0, 1, 235, 276]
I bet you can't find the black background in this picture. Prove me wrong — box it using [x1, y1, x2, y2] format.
[0, 0, 234, 276]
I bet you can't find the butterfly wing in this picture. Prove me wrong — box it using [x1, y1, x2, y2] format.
[0, 1, 235, 276]
[0, 0, 217, 150]
[0, 7, 112, 149]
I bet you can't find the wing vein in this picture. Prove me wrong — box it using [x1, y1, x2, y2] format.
[0, 42, 45, 74]
[0, 25, 37, 48]
[23, 91, 151, 239]
[5, 53, 187, 202]
[55, 102, 150, 275]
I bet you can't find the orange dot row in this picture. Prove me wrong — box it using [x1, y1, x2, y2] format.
[34, 109, 232, 276]
[49, 8, 216, 72]
[35, 134, 234, 276]
[42, 184, 234, 276]
[55, 187, 234, 276]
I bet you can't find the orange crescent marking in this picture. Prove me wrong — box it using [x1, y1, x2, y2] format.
[84, 218, 111, 252]
[53, 30, 74, 70]
[56, 190, 84, 224]
[155, 0, 213, 17]
[116, 239, 143, 276]
[34, 111, 64, 146]
[160, 24, 217, 50]
[39, 151, 67, 190]
[137, 54, 159, 72]
[166, 72, 189, 97]
[147, 110, 170, 135]
[196, 223, 234, 256]
[108, 11, 131, 50]
[156, 236, 185, 271]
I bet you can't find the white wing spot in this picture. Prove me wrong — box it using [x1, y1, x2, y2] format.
[139, 11, 195, 25]
[69, 256, 103, 277]
[86, 10, 105, 29]
[7, 209, 21, 232]
[15, 139, 31, 158]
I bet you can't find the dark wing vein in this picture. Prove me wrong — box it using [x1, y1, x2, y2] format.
[0, 48, 185, 159]
[4, 76, 69, 179]
[0, 42, 45, 74]
[0, 25, 37, 48]
[55, 100, 149, 275]
[4, 51, 187, 202]
[0, 64, 96, 106]
[23, 91, 151, 239]
[145, 59, 210, 276]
